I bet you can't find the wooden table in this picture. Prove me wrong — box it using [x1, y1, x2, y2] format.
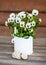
[0, 36, 46, 65]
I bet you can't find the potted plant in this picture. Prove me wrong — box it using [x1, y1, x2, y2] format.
[5, 9, 42, 59]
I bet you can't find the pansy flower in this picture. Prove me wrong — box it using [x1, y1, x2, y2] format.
[20, 21, 25, 27]
[32, 9, 39, 16]
[9, 13, 15, 18]
[15, 17, 21, 23]
[31, 21, 36, 27]
[26, 23, 31, 28]
[8, 17, 15, 22]
[17, 11, 26, 19]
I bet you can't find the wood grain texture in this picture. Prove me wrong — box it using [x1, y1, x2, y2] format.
[0, 26, 11, 36]
[35, 27, 46, 38]
[0, 59, 46, 65]
[0, 38, 46, 65]
[0, 0, 46, 12]
[0, 0, 46, 65]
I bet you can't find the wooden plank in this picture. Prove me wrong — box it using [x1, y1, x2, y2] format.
[0, 38, 46, 64]
[35, 27, 46, 38]
[0, 12, 10, 25]
[0, 0, 46, 12]
[0, 12, 46, 26]
[0, 46, 13, 52]
[0, 52, 46, 58]
[0, 26, 11, 36]
[0, 50, 46, 63]
[38, 13, 46, 26]
[0, 59, 46, 65]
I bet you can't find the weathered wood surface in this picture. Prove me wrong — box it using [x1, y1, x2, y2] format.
[0, 37, 46, 65]
[0, 0, 46, 12]
[0, 0, 46, 65]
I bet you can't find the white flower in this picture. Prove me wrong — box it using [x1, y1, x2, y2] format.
[30, 29, 33, 33]
[26, 23, 31, 28]
[17, 11, 26, 19]
[32, 9, 39, 16]
[27, 13, 32, 19]
[31, 21, 36, 26]
[20, 21, 25, 27]
[5, 21, 8, 26]
[15, 17, 21, 23]
[8, 17, 15, 22]
[39, 18, 42, 22]
[9, 13, 15, 18]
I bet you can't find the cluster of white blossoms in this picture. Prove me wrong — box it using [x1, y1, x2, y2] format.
[5, 13, 16, 26]
[5, 9, 42, 37]
[8, 13, 16, 22]
[5, 9, 41, 27]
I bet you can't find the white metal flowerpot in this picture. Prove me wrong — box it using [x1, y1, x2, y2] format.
[12, 36, 33, 56]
